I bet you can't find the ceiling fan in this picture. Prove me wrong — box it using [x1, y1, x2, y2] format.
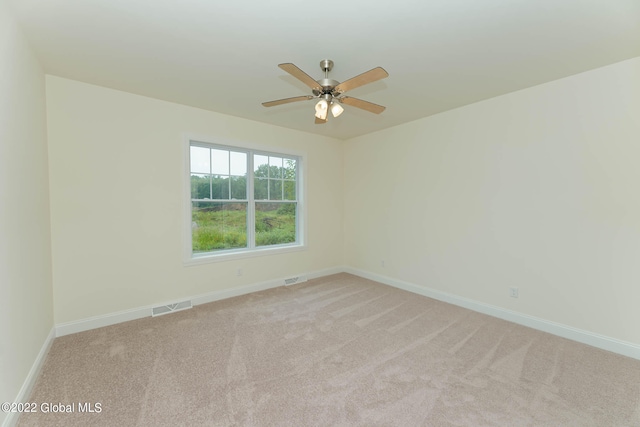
[262, 60, 389, 124]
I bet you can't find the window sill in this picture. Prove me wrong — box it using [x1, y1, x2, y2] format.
[183, 243, 306, 266]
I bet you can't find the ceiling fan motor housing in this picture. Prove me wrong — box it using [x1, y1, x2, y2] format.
[313, 79, 340, 96]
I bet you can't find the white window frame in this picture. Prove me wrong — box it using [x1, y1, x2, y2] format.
[183, 136, 306, 265]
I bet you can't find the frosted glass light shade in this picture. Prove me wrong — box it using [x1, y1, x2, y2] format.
[315, 99, 328, 120]
[331, 102, 344, 117]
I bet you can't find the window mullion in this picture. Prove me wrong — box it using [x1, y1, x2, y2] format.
[247, 152, 255, 249]
[227, 154, 231, 201]
[209, 148, 213, 199]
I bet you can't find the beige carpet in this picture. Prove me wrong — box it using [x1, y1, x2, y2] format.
[18, 273, 640, 426]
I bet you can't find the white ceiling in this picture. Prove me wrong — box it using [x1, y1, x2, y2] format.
[10, 0, 640, 140]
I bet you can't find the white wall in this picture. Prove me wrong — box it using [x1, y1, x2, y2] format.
[46, 76, 344, 324]
[0, 1, 54, 424]
[344, 57, 640, 346]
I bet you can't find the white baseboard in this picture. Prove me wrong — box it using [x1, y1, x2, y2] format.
[345, 267, 640, 361]
[54, 265, 639, 360]
[190, 266, 342, 305]
[55, 266, 344, 337]
[56, 305, 154, 337]
[2, 327, 56, 427]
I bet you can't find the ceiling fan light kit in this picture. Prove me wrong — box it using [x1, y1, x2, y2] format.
[262, 59, 388, 124]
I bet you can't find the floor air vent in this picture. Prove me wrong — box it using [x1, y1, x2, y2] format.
[152, 300, 193, 317]
[284, 276, 307, 286]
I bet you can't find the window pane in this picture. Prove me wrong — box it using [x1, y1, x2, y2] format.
[269, 156, 283, 179]
[191, 174, 211, 199]
[283, 158, 296, 180]
[283, 180, 296, 200]
[254, 177, 268, 200]
[269, 179, 282, 200]
[211, 149, 229, 175]
[192, 202, 247, 252]
[230, 151, 247, 176]
[212, 175, 229, 199]
[254, 155, 269, 178]
[230, 176, 246, 200]
[190, 146, 210, 174]
[255, 202, 296, 247]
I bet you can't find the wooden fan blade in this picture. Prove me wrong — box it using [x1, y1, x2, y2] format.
[278, 63, 322, 91]
[262, 95, 312, 107]
[315, 116, 327, 124]
[334, 67, 388, 94]
[340, 96, 386, 114]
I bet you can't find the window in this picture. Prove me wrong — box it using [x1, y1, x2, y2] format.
[187, 140, 303, 260]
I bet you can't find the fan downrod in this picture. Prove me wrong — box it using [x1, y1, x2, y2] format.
[314, 59, 339, 96]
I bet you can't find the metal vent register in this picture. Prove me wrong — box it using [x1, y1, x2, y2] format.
[152, 300, 193, 317]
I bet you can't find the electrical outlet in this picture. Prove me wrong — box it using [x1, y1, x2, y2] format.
[380, 260, 385, 268]
[509, 287, 519, 298]
[237, 268, 243, 277]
